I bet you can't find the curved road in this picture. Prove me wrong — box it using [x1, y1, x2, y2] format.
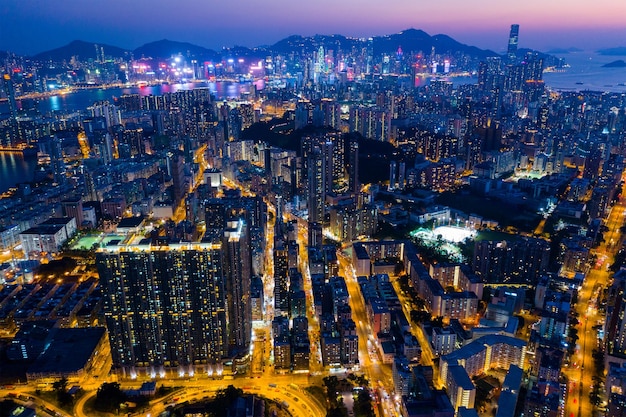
[68, 376, 326, 417]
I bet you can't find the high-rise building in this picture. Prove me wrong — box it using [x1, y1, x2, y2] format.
[88, 101, 121, 129]
[389, 160, 397, 191]
[168, 151, 186, 206]
[223, 219, 252, 357]
[38, 135, 66, 185]
[96, 243, 228, 372]
[473, 237, 550, 284]
[348, 137, 360, 193]
[61, 197, 84, 228]
[308, 221, 323, 249]
[507, 24, 520, 63]
[478, 57, 503, 93]
[2, 73, 19, 144]
[274, 243, 290, 316]
[2, 73, 18, 122]
[204, 199, 226, 241]
[606, 273, 626, 358]
[307, 147, 326, 224]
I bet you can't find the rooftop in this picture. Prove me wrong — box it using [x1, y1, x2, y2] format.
[27, 327, 106, 375]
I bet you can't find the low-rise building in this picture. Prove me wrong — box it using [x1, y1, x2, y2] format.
[26, 327, 110, 384]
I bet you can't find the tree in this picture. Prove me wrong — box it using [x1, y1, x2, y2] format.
[213, 385, 243, 409]
[347, 374, 369, 388]
[52, 377, 68, 393]
[52, 377, 72, 406]
[323, 376, 340, 407]
[410, 309, 431, 324]
[431, 316, 444, 328]
[95, 382, 126, 412]
[327, 407, 348, 417]
[353, 389, 375, 417]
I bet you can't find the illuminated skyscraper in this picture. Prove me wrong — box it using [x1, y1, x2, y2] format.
[96, 243, 228, 372]
[348, 137, 360, 194]
[307, 147, 326, 224]
[389, 160, 397, 191]
[274, 243, 290, 317]
[2, 73, 19, 145]
[2, 73, 18, 122]
[168, 151, 186, 206]
[507, 24, 520, 63]
[223, 219, 252, 356]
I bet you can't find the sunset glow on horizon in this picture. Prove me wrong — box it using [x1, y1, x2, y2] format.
[2, 0, 626, 54]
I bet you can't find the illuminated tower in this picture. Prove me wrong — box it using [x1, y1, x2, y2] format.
[2, 73, 17, 121]
[307, 147, 326, 224]
[168, 151, 186, 206]
[389, 160, 397, 191]
[348, 137, 359, 194]
[223, 219, 252, 357]
[274, 243, 290, 317]
[96, 244, 228, 372]
[2, 72, 19, 145]
[507, 24, 520, 63]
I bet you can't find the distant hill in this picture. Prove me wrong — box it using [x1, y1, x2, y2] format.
[516, 48, 561, 67]
[603, 60, 626, 68]
[133, 39, 219, 61]
[32, 40, 129, 62]
[598, 47, 626, 56]
[372, 29, 499, 59]
[271, 34, 357, 54]
[271, 29, 499, 60]
[28, 28, 550, 65]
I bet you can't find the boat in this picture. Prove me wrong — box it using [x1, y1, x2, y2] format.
[575, 82, 584, 85]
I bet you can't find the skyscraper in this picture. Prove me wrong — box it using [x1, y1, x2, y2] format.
[307, 147, 326, 224]
[96, 243, 228, 373]
[223, 219, 252, 356]
[274, 243, 290, 317]
[348, 137, 360, 194]
[2, 73, 19, 145]
[168, 151, 186, 206]
[2, 73, 18, 122]
[507, 24, 520, 63]
[389, 160, 397, 191]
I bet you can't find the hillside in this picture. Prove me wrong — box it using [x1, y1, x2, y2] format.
[32, 40, 129, 62]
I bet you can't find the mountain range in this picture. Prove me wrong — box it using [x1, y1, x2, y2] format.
[27, 29, 503, 63]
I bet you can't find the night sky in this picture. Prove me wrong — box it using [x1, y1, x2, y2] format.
[2, 0, 625, 55]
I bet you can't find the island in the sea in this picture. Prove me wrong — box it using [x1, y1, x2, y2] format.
[597, 46, 626, 55]
[602, 59, 626, 68]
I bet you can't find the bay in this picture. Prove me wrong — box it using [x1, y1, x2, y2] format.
[0, 151, 37, 193]
[542, 50, 626, 93]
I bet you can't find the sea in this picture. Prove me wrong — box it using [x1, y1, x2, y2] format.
[0, 50, 625, 192]
[542, 50, 626, 92]
[0, 80, 257, 192]
[0, 151, 37, 193]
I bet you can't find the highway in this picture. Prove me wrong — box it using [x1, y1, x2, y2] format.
[172, 143, 208, 223]
[292, 217, 325, 374]
[336, 250, 399, 416]
[0, 387, 73, 417]
[135, 376, 326, 417]
[390, 279, 440, 387]
[0, 151, 404, 417]
[563, 176, 626, 417]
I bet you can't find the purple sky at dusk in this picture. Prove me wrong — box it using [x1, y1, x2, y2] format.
[1, 0, 625, 55]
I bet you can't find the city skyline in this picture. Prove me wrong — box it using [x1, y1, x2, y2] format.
[2, 0, 626, 55]
[2, 2, 626, 415]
